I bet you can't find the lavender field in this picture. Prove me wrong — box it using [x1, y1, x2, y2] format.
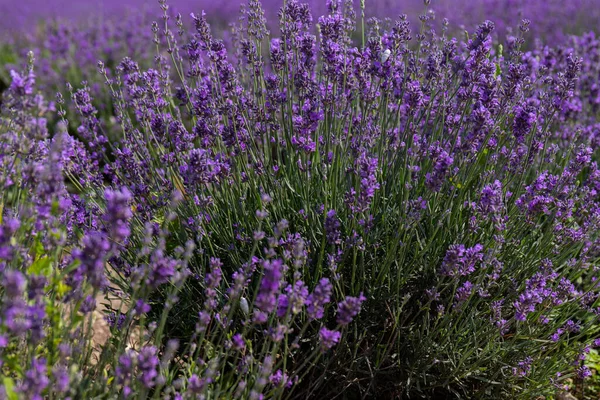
[2, 0, 600, 399]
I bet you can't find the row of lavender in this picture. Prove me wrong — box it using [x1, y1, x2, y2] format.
[2, 0, 600, 398]
[1, 0, 599, 40]
[2, 0, 599, 101]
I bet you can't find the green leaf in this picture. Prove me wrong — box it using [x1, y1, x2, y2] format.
[494, 63, 501, 78]
[2, 377, 18, 400]
[55, 281, 71, 296]
[28, 257, 52, 277]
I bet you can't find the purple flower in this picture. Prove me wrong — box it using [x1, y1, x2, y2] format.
[28, 302, 46, 344]
[0, 218, 21, 261]
[72, 232, 110, 289]
[355, 154, 380, 213]
[116, 351, 135, 395]
[319, 327, 341, 351]
[490, 300, 508, 334]
[134, 300, 151, 315]
[2, 270, 32, 335]
[80, 295, 96, 313]
[103, 187, 133, 245]
[105, 312, 126, 329]
[550, 328, 564, 343]
[269, 369, 284, 386]
[179, 149, 230, 188]
[512, 356, 533, 377]
[405, 80, 424, 113]
[512, 104, 537, 143]
[232, 333, 245, 351]
[277, 280, 308, 317]
[425, 287, 440, 302]
[336, 293, 366, 325]
[53, 366, 70, 393]
[564, 320, 582, 333]
[306, 278, 333, 320]
[187, 374, 211, 394]
[144, 250, 179, 289]
[137, 346, 159, 388]
[440, 244, 484, 277]
[254, 259, 284, 323]
[425, 150, 453, 192]
[454, 281, 473, 308]
[476, 180, 504, 217]
[577, 366, 592, 380]
[9, 70, 35, 96]
[324, 210, 342, 245]
[3, 269, 26, 298]
[513, 270, 556, 321]
[206, 257, 223, 289]
[18, 357, 48, 400]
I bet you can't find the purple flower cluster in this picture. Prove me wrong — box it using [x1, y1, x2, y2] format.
[440, 244, 484, 277]
[324, 210, 342, 245]
[319, 327, 341, 351]
[513, 268, 559, 322]
[254, 259, 284, 323]
[103, 187, 133, 244]
[336, 293, 366, 326]
[306, 278, 333, 320]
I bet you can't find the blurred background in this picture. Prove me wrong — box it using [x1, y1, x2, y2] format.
[1, 0, 599, 43]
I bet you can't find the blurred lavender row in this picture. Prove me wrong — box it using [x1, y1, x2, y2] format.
[1, 0, 599, 42]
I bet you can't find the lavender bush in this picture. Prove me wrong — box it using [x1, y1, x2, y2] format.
[2, 0, 600, 398]
[1, 0, 595, 147]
